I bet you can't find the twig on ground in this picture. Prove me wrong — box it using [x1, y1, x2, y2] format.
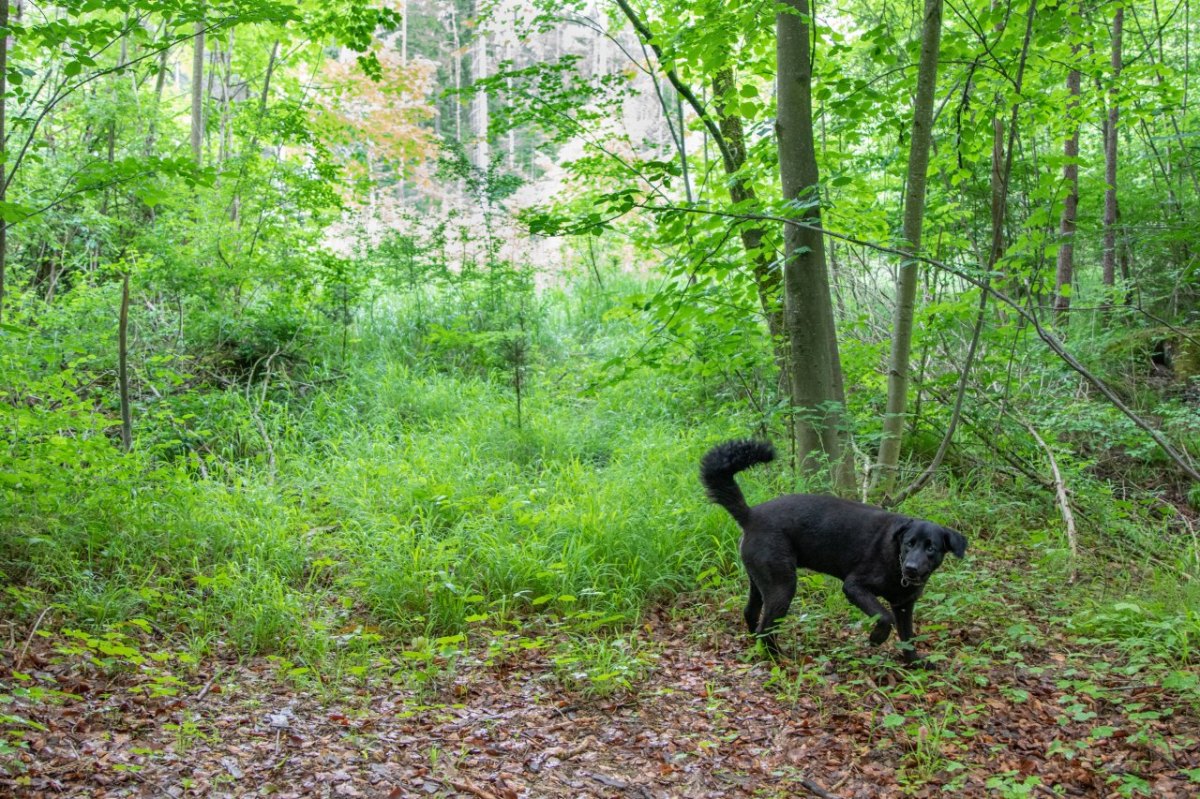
[195, 670, 222, 702]
[450, 779, 500, 799]
[1023, 421, 1080, 581]
[14, 607, 51, 672]
[798, 776, 846, 799]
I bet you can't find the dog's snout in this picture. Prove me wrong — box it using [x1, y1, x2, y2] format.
[901, 557, 928, 583]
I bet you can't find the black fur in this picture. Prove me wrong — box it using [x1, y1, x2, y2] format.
[700, 440, 967, 664]
[699, 439, 776, 525]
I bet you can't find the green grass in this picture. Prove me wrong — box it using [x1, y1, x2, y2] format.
[5, 279, 1200, 798]
[0, 296, 761, 658]
[2, 278, 1199, 688]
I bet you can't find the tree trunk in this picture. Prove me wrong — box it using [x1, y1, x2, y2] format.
[144, 23, 170, 155]
[259, 40, 279, 117]
[713, 67, 786, 361]
[449, 11, 462, 143]
[217, 29, 234, 165]
[190, 9, 206, 165]
[119, 272, 133, 452]
[776, 0, 854, 492]
[1054, 45, 1081, 320]
[0, 0, 8, 324]
[1102, 4, 1123, 292]
[471, 24, 489, 168]
[612, 0, 791, 379]
[873, 0, 943, 496]
[101, 27, 128, 218]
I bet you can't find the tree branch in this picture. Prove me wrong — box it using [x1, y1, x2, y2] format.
[1023, 420, 1080, 582]
[612, 0, 738, 174]
[630, 200, 1200, 484]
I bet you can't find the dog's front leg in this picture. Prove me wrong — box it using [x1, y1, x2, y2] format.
[842, 581, 893, 645]
[891, 600, 922, 664]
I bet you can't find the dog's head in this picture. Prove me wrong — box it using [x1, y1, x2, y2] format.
[894, 520, 967, 587]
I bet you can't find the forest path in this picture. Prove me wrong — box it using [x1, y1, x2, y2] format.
[4, 603, 1198, 798]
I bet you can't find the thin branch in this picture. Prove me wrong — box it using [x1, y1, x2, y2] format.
[1023, 421, 1080, 582]
[612, 0, 738, 173]
[629, 201, 1200, 483]
[14, 607, 51, 672]
[5, 15, 242, 193]
[888, 276, 989, 507]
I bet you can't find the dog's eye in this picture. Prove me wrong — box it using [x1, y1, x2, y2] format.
[926, 543, 935, 552]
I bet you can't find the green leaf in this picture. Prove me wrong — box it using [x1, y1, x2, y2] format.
[0, 200, 34, 223]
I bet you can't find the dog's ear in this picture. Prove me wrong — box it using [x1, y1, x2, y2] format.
[941, 526, 968, 558]
[891, 519, 912, 545]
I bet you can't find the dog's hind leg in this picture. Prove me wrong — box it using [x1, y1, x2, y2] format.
[753, 569, 797, 656]
[744, 580, 763, 634]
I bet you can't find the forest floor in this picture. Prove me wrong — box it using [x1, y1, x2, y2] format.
[3, 596, 1199, 799]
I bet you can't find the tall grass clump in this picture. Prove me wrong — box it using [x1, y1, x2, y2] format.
[0, 270, 772, 659]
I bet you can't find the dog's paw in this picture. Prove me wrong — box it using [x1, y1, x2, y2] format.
[869, 618, 893, 645]
[898, 644, 932, 669]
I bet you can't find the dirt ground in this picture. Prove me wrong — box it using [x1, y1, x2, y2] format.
[3, 605, 1199, 798]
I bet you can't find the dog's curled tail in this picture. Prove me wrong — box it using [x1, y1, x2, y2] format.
[699, 439, 776, 526]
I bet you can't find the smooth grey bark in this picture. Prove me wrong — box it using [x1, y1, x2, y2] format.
[449, 10, 462, 142]
[190, 10, 205, 165]
[873, 0, 944, 496]
[471, 25, 488, 168]
[776, 0, 854, 491]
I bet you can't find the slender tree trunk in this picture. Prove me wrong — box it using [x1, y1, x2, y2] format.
[119, 273, 133, 452]
[144, 23, 169, 155]
[713, 67, 786, 360]
[1054, 38, 1082, 320]
[612, 0, 791, 377]
[190, 8, 206, 165]
[0, 0, 8, 324]
[401, 0, 408, 63]
[217, 29, 234, 165]
[1102, 4, 1123, 292]
[450, 11, 462, 143]
[777, 0, 854, 492]
[260, 40, 279, 116]
[873, 0, 944, 496]
[675, 92, 693, 203]
[989, 115, 1006, 277]
[101, 28, 129, 218]
[472, 24, 489, 168]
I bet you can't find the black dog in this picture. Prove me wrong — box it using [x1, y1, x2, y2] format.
[700, 439, 967, 664]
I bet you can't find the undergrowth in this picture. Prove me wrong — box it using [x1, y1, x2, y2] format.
[2, 275, 1199, 738]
